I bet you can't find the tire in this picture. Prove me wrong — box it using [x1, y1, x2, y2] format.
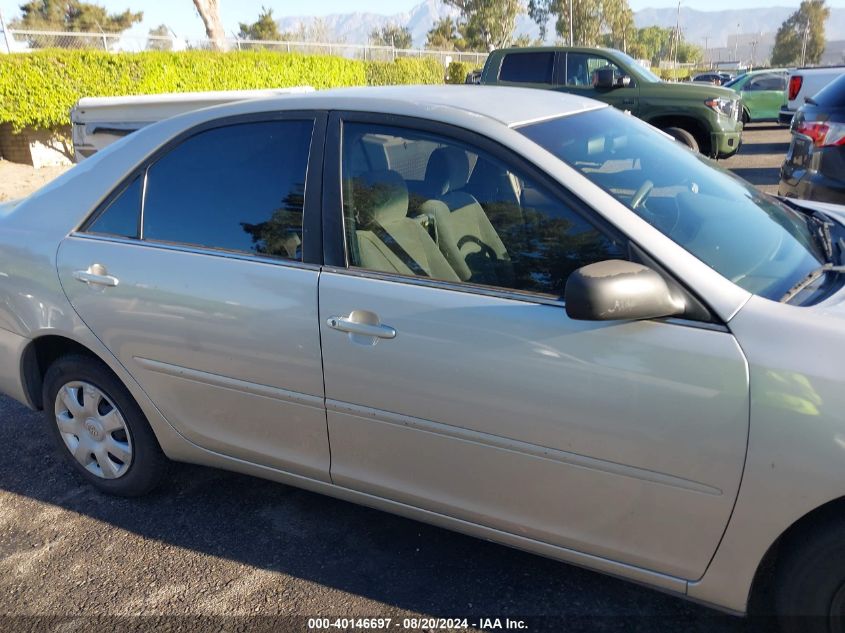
[43, 354, 168, 496]
[662, 126, 700, 153]
[742, 109, 751, 124]
[774, 515, 845, 633]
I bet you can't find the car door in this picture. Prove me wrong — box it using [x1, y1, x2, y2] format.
[57, 113, 332, 481]
[558, 52, 639, 115]
[318, 113, 748, 581]
[742, 73, 787, 120]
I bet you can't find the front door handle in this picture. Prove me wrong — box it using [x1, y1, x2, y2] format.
[327, 310, 396, 343]
[73, 264, 119, 287]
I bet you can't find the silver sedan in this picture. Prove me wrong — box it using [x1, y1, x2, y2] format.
[0, 85, 843, 631]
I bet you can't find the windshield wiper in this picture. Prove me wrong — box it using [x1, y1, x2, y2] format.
[777, 198, 839, 263]
[780, 263, 845, 303]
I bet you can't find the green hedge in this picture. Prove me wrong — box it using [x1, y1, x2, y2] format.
[0, 50, 446, 131]
[364, 56, 444, 86]
[446, 61, 480, 84]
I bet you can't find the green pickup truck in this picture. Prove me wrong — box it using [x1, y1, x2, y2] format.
[480, 47, 743, 158]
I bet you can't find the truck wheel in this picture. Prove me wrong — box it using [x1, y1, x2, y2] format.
[774, 515, 845, 633]
[662, 126, 700, 153]
[43, 354, 168, 497]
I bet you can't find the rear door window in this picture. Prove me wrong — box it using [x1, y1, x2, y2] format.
[812, 75, 845, 107]
[499, 52, 555, 84]
[142, 120, 313, 260]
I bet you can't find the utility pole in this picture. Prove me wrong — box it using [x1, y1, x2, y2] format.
[703, 35, 709, 67]
[734, 22, 740, 62]
[569, 0, 573, 46]
[674, 1, 681, 70]
[0, 9, 13, 54]
[801, 18, 809, 66]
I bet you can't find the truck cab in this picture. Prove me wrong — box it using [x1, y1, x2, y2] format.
[480, 47, 743, 158]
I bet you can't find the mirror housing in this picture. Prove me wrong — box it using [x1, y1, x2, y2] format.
[594, 67, 616, 89]
[564, 260, 686, 321]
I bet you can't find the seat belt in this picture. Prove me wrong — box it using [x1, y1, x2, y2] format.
[371, 225, 429, 277]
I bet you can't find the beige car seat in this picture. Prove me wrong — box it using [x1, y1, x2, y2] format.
[350, 170, 459, 282]
[421, 147, 513, 286]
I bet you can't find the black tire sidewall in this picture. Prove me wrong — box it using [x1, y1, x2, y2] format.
[662, 126, 700, 153]
[775, 517, 845, 633]
[42, 354, 166, 496]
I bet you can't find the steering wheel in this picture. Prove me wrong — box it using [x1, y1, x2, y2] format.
[631, 180, 654, 210]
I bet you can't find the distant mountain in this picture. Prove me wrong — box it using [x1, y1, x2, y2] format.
[277, 0, 845, 52]
[634, 7, 845, 49]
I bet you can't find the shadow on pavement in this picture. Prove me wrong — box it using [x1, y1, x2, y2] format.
[728, 167, 781, 187]
[0, 395, 760, 632]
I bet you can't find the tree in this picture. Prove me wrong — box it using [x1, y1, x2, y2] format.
[10, 0, 142, 48]
[771, 0, 829, 66]
[528, 0, 634, 48]
[443, 0, 523, 52]
[147, 24, 173, 51]
[238, 6, 283, 42]
[192, 0, 226, 51]
[370, 24, 413, 49]
[425, 17, 466, 50]
[11, 0, 142, 31]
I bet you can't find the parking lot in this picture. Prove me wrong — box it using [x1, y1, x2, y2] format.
[0, 124, 790, 632]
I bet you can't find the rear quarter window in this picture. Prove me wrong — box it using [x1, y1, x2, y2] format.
[812, 74, 845, 107]
[499, 52, 555, 84]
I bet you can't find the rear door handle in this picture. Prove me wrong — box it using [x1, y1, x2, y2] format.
[327, 310, 396, 342]
[73, 264, 119, 287]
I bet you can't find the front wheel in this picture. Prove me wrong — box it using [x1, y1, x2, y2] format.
[661, 126, 700, 153]
[43, 354, 168, 496]
[775, 515, 845, 633]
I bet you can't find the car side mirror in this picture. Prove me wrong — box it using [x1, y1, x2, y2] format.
[564, 260, 685, 321]
[594, 68, 615, 90]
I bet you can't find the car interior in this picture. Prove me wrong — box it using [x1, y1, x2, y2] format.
[340, 125, 624, 298]
[342, 130, 520, 288]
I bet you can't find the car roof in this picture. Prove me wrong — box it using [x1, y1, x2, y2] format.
[195, 85, 607, 128]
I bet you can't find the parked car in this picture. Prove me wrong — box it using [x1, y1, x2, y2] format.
[780, 65, 845, 125]
[464, 69, 482, 84]
[480, 47, 743, 158]
[70, 87, 313, 161]
[691, 72, 724, 85]
[779, 73, 845, 204]
[3, 85, 845, 631]
[723, 68, 788, 122]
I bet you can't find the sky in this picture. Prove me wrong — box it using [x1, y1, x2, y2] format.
[1, 0, 844, 40]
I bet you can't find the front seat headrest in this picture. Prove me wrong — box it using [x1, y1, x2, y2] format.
[351, 170, 409, 227]
[424, 147, 470, 197]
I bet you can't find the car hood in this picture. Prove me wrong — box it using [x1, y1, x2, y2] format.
[0, 199, 22, 219]
[783, 197, 845, 224]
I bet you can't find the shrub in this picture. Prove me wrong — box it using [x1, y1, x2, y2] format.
[0, 49, 374, 131]
[446, 61, 480, 84]
[364, 56, 444, 86]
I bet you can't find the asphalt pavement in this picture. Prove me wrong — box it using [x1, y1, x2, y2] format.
[0, 125, 790, 632]
[722, 122, 792, 195]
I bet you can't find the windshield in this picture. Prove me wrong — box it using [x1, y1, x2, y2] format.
[612, 50, 662, 83]
[722, 75, 744, 89]
[519, 107, 827, 301]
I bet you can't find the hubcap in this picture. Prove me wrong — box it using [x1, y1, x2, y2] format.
[54, 381, 132, 480]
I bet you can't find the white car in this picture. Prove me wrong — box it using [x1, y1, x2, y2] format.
[1, 85, 845, 631]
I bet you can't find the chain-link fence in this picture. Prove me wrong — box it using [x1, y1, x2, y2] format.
[1, 29, 488, 66]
